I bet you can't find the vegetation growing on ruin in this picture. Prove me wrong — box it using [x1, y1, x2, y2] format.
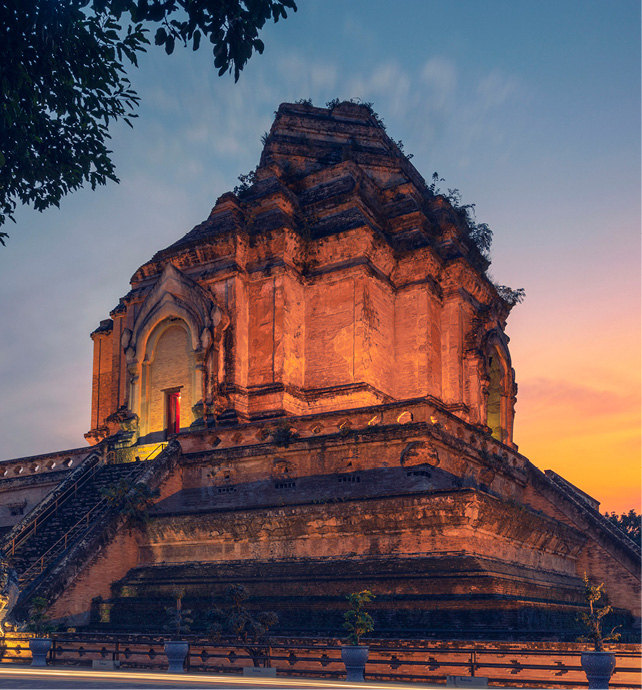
[427, 172, 493, 255]
[234, 167, 258, 196]
[268, 422, 300, 448]
[101, 479, 160, 529]
[238, 99, 525, 308]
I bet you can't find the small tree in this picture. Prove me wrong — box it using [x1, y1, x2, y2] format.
[207, 584, 278, 667]
[343, 590, 375, 646]
[577, 574, 621, 651]
[101, 479, 160, 529]
[268, 422, 300, 448]
[164, 588, 193, 640]
[605, 509, 641, 548]
[26, 597, 56, 638]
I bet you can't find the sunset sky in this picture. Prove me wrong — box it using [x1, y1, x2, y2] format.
[0, 0, 639, 514]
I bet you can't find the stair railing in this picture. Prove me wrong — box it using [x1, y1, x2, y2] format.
[18, 463, 145, 586]
[7, 460, 102, 557]
[7, 445, 164, 559]
[140, 442, 167, 462]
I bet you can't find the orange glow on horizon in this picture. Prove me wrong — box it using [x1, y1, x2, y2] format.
[509, 297, 641, 515]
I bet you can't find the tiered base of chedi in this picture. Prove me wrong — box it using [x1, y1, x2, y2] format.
[1, 102, 639, 639]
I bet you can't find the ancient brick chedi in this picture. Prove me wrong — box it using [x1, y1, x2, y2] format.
[2, 102, 639, 638]
[86, 101, 517, 447]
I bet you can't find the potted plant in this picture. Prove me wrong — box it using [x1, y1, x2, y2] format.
[163, 588, 193, 673]
[577, 574, 621, 689]
[341, 590, 375, 682]
[26, 597, 56, 667]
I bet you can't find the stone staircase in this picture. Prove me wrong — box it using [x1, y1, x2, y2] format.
[2, 440, 181, 622]
[5, 461, 144, 588]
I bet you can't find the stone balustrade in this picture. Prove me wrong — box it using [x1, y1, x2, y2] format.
[0, 447, 90, 480]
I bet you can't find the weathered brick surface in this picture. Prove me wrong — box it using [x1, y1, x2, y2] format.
[48, 529, 140, 624]
[84, 103, 519, 448]
[522, 470, 641, 615]
[140, 490, 583, 574]
[32, 402, 639, 635]
[1, 102, 638, 641]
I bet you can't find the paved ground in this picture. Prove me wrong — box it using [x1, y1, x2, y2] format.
[0, 667, 445, 690]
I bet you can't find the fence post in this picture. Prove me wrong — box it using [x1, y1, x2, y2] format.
[470, 650, 476, 677]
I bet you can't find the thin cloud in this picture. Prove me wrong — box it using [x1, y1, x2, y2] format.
[476, 70, 521, 110]
[342, 14, 378, 50]
[519, 377, 640, 419]
[420, 57, 458, 112]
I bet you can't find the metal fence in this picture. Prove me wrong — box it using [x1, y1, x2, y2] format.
[1, 634, 640, 688]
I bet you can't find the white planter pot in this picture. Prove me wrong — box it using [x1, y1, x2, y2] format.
[341, 645, 369, 682]
[581, 651, 616, 689]
[164, 640, 189, 673]
[29, 638, 52, 667]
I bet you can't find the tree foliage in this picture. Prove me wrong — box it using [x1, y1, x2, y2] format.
[101, 478, 160, 529]
[576, 574, 621, 651]
[164, 587, 193, 638]
[429, 176, 495, 258]
[26, 596, 57, 637]
[605, 509, 641, 548]
[0, 0, 296, 240]
[343, 590, 375, 646]
[494, 284, 526, 307]
[268, 421, 300, 448]
[207, 584, 278, 667]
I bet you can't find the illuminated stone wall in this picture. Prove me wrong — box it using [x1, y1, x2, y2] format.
[7, 101, 634, 638]
[86, 103, 519, 447]
[45, 403, 640, 633]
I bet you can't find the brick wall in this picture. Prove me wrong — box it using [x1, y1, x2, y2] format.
[48, 528, 140, 623]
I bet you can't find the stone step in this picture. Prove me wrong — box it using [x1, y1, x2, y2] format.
[9, 462, 148, 578]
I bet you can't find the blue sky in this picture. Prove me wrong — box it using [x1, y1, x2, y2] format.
[1, 0, 639, 511]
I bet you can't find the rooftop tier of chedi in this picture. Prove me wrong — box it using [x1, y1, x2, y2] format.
[1, 102, 639, 640]
[85, 100, 518, 449]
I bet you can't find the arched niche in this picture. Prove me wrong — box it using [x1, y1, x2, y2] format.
[486, 347, 505, 441]
[139, 317, 196, 442]
[482, 331, 515, 445]
[122, 263, 229, 443]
